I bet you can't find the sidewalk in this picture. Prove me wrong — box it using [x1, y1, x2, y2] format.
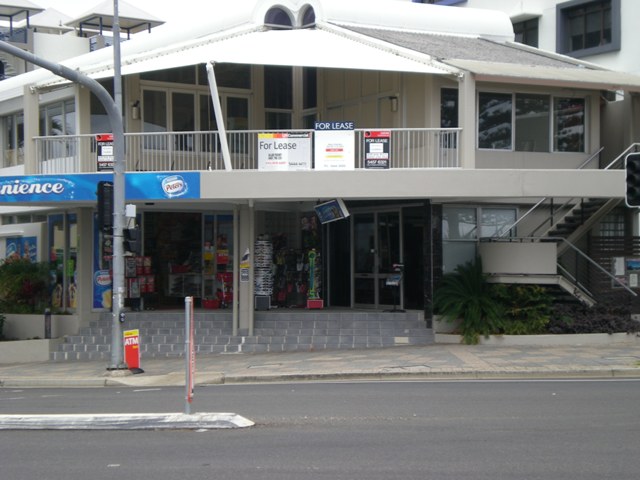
[1, 343, 639, 388]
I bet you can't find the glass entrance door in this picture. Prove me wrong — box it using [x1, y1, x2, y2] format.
[352, 211, 401, 309]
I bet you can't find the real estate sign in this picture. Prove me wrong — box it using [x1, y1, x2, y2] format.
[364, 130, 390, 169]
[314, 121, 355, 170]
[258, 132, 312, 171]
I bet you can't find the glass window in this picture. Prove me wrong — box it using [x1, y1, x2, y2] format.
[143, 90, 167, 133]
[199, 94, 217, 131]
[441, 88, 458, 128]
[2, 113, 24, 167]
[557, 0, 619, 57]
[143, 90, 167, 150]
[480, 208, 517, 238]
[64, 100, 76, 136]
[264, 7, 293, 29]
[443, 207, 477, 240]
[141, 65, 196, 84]
[513, 18, 539, 47]
[515, 94, 550, 152]
[478, 92, 512, 150]
[442, 206, 517, 274]
[303, 67, 317, 110]
[554, 97, 585, 152]
[90, 80, 114, 133]
[264, 66, 292, 109]
[265, 112, 292, 129]
[198, 64, 251, 89]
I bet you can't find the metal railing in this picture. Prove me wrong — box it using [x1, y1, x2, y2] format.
[34, 128, 461, 174]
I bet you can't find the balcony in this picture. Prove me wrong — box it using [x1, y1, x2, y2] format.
[34, 128, 460, 175]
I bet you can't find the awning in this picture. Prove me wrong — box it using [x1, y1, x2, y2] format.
[56, 26, 453, 84]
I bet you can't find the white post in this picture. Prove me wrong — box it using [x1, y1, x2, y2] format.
[206, 62, 233, 171]
[184, 296, 195, 415]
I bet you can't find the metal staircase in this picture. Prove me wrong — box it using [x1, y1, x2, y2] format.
[487, 144, 640, 306]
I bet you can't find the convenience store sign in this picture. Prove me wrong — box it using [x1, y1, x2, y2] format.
[0, 172, 201, 203]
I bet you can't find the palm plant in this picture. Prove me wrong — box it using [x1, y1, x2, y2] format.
[433, 257, 503, 344]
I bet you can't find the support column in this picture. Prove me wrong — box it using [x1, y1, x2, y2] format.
[75, 208, 95, 329]
[22, 84, 38, 174]
[237, 203, 256, 336]
[457, 73, 476, 169]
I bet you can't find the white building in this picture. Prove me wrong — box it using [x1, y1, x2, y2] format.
[1, 0, 639, 358]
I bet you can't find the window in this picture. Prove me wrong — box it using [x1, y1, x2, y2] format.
[264, 65, 292, 129]
[557, 0, 620, 57]
[554, 97, 585, 152]
[440, 88, 458, 128]
[141, 65, 196, 85]
[40, 100, 75, 136]
[478, 92, 585, 153]
[198, 64, 251, 89]
[478, 92, 512, 150]
[264, 7, 293, 29]
[442, 206, 516, 274]
[515, 94, 550, 152]
[513, 18, 539, 47]
[2, 112, 24, 167]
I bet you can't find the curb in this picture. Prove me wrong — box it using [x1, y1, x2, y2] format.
[2, 368, 640, 388]
[0, 412, 255, 430]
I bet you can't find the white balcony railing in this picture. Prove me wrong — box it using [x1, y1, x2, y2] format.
[34, 128, 460, 175]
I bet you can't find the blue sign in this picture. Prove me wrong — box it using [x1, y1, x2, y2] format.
[314, 121, 355, 131]
[127, 172, 200, 200]
[0, 172, 201, 203]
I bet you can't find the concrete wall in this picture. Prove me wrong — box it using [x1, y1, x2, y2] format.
[3, 314, 80, 340]
[479, 241, 557, 275]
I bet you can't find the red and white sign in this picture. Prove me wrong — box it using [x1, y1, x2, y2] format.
[96, 133, 114, 171]
[123, 329, 140, 370]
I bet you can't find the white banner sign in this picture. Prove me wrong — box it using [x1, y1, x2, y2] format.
[314, 121, 355, 170]
[258, 132, 312, 171]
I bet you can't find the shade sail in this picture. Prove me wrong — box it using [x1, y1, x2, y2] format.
[74, 27, 452, 82]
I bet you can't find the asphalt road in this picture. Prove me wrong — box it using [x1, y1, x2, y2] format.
[1, 379, 638, 480]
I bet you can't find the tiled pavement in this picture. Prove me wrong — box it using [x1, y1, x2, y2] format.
[1, 343, 640, 388]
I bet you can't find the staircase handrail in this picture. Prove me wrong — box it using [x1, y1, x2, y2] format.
[497, 146, 604, 238]
[603, 142, 640, 170]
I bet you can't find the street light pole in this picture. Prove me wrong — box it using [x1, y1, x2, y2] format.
[108, 0, 127, 370]
[0, 38, 127, 370]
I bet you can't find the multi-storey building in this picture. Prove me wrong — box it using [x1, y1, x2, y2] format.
[1, 0, 639, 357]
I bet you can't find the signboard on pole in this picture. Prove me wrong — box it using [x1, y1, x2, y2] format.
[123, 329, 140, 370]
[364, 130, 390, 169]
[96, 134, 114, 171]
[314, 121, 355, 170]
[258, 132, 312, 171]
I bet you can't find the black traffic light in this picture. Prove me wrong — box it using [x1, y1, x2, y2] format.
[123, 228, 141, 255]
[626, 153, 640, 207]
[97, 181, 114, 233]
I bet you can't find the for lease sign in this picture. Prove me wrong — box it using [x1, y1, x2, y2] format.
[314, 121, 355, 170]
[258, 132, 312, 171]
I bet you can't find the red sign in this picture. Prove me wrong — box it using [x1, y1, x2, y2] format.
[123, 329, 140, 369]
[96, 133, 114, 171]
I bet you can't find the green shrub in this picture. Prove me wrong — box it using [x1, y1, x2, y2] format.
[548, 302, 639, 334]
[492, 284, 552, 335]
[434, 257, 504, 344]
[0, 257, 51, 314]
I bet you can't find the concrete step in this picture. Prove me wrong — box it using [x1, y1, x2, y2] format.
[51, 311, 433, 360]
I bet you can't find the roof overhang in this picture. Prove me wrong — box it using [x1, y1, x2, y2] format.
[446, 59, 640, 92]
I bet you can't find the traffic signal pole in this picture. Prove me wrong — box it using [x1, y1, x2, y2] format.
[0, 39, 128, 370]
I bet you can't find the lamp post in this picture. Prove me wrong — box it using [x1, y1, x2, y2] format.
[0, 29, 127, 370]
